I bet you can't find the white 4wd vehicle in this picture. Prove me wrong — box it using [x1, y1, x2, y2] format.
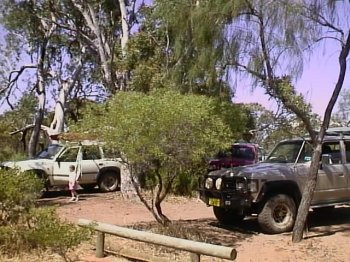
[1, 142, 122, 192]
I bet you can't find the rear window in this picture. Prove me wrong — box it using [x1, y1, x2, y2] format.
[216, 145, 255, 160]
[232, 145, 255, 160]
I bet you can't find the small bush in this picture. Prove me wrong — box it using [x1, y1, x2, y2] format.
[171, 163, 207, 196]
[0, 169, 91, 258]
[25, 208, 91, 255]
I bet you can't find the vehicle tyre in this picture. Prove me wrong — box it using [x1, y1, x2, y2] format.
[80, 183, 97, 191]
[258, 194, 296, 234]
[98, 171, 120, 192]
[213, 206, 245, 225]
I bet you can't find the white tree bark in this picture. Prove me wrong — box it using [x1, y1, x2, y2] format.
[28, 15, 57, 157]
[117, 0, 130, 91]
[119, 0, 129, 56]
[71, 0, 116, 91]
[120, 163, 139, 200]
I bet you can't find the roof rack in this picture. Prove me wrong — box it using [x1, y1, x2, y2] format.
[324, 127, 350, 136]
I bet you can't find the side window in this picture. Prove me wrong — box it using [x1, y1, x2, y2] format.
[298, 142, 313, 163]
[58, 147, 79, 162]
[82, 145, 101, 160]
[103, 147, 121, 159]
[345, 141, 350, 163]
[322, 142, 341, 164]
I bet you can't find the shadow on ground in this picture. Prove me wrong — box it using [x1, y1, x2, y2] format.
[131, 205, 350, 247]
[305, 206, 350, 238]
[37, 188, 117, 207]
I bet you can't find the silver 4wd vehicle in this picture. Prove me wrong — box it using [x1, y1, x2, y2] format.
[1, 142, 122, 192]
[199, 127, 350, 234]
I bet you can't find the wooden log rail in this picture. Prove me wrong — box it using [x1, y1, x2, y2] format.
[78, 218, 237, 262]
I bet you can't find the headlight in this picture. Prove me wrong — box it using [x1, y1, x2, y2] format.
[215, 178, 222, 190]
[236, 180, 258, 192]
[205, 177, 213, 189]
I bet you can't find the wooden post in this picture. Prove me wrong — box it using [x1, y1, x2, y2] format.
[79, 219, 237, 260]
[96, 232, 105, 258]
[190, 252, 200, 262]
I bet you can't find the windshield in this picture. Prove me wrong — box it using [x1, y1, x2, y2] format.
[36, 144, 63, 159]
[265, 140, 303, 163]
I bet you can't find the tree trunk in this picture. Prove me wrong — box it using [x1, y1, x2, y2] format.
[47, 61, 83, 143]
[292, 144, 321, 241]
[27, 13, 57, 157]
[292, 30, 350, 242]
[154, 200, 171, 225]
[117, 0, 129, 91]
[28, 41, 48, 157]
[120, 163, 139, 200]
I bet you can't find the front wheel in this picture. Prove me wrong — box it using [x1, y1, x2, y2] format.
[98, 172, 120, 192]
[213, 207, 245, 225]
[258, 194, 296, 234]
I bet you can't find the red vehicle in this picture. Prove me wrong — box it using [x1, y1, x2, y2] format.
[208, 143, 264, 171]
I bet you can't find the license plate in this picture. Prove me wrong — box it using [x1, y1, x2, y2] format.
[208, 198, 220, 207]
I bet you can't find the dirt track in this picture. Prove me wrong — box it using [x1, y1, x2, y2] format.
[40, 190, 350, 262]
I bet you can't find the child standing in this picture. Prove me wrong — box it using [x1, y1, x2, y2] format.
[68, 165, 79, 202]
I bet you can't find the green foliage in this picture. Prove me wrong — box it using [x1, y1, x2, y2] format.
[0, 93, 40, 161]
[170, 164, 205, 197]
[0, 169, 90, 257]
[125, 3, 232, 99]
[244, 103, 321, 151]
[0, 169, 43, 217]
[25, 208, 91, 254]
[78, 90, 238, 165]
[75, 90, 248, 196]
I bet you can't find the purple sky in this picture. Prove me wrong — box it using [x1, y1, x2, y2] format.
[233, 38, 350, 118]
[1, 5, 349, 118]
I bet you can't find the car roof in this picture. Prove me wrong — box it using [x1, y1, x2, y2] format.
[278, 127, 350, 144]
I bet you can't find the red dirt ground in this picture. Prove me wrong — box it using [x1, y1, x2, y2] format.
[40, 190, 350, 262]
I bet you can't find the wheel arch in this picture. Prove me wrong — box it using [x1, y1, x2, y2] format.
[97, 166, 121, 182]
[256, 180, 302, 211]
[24, 169, 48, 179]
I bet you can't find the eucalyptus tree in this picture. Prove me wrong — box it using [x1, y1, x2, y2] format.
[157, 0, 350, 241]
[0, 0, 142, 156]
[131, 1, 232, 99]
[0, 1, 86, 156]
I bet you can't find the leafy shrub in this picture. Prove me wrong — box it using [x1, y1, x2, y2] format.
[25, 208, 91, 256]
[0, 169, 91, 258]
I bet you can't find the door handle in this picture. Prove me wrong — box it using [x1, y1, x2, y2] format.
[98, 163, 104, 166]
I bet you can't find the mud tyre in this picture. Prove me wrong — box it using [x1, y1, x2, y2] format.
[258, 194, 296, 234]
[98, 172, 120, 192]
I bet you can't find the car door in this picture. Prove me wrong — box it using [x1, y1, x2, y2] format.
[313, 141, 348, 204]
[78, 145, 104, 184]
[52, 146, 80, 186]
[342, 140, 350, 201]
